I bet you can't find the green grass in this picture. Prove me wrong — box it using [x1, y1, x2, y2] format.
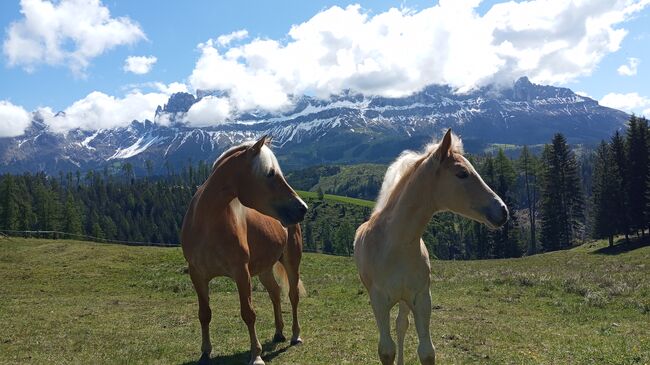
[1, 237, 649, 364]
[297, 190, 375, 208]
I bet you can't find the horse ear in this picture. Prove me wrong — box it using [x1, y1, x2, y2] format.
[437, 129, 453, 161]
[249, 135, 269, 156]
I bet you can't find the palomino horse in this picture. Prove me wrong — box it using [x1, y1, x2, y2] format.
[181, 135, 308, 365]
[354, 129, 508, 365]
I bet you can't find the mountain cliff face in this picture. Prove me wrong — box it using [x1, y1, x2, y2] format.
[0, 77, 628, 174]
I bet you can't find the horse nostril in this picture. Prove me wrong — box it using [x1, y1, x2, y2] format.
[298, 204, 307, 215]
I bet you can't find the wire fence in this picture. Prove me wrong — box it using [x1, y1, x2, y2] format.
[0, 230, 178, 247]
[0, 229, 352, 256]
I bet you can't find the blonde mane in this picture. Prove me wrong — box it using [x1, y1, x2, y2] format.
[212, 139, 281, 178]
[372, 132, 464, 214]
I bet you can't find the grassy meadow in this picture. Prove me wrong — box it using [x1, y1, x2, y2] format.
[0, 237, 648, 364]
[297, 190, 375, 208]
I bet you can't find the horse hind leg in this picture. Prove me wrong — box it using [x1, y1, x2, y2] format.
[189, 266, 212, 364]
[234, 265, 265, 365]
[396, 301, 411, 365]
[259, 268, 286, 342]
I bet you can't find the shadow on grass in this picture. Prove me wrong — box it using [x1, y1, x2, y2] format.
[180, 339, 294, 365]
[591, 236, 649, 255]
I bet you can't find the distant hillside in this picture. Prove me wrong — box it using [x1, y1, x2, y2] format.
[288, 164, 386, 200]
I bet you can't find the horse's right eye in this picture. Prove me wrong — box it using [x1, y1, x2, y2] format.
[267, 169, 276, 178]
[456, 170, 469, 179]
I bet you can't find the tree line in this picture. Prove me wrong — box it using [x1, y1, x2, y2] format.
[0, 116, 647, 259]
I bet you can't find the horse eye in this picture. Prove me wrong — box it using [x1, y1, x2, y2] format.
[456, 170, 469, 179]
[267, 169, 275, 178]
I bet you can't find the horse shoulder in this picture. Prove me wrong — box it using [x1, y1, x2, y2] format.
[245, 208, 287, 275]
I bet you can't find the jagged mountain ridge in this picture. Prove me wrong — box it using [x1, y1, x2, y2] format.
[0, 77, 629, 173]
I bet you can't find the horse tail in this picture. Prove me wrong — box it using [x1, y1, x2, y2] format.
[272, 262, 289, 297]
[273, 261, 306, 298]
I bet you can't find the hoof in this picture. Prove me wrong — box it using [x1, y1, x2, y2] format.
[250, 355, 265, 365]
[273, 333, 287, 343]
[198, 352, 211, 365]
[290, 337, 303, 346]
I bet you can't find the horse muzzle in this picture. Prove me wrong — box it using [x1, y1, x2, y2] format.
[484, 201, 509, 229]
[277, 199, 308, 226]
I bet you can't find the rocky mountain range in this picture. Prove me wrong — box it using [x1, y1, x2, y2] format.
[0, 77, 629, 174]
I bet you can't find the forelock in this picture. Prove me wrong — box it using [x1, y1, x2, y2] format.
[252, 145, 281, 177]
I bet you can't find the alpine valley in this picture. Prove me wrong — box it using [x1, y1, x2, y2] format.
[0, 77, 628, 174]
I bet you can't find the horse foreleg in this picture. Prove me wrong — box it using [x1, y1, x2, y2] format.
[370, 290, 396, 365]
[234, 265, 264, 365]
[281, 254, 303, 345]
[412, 289, 435, 365]
[259, 269, 286, 342]
[189, 267, 212, 364]
[396, 301, 411, 365]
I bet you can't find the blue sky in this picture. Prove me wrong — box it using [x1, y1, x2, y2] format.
[1, 0, 649, 136]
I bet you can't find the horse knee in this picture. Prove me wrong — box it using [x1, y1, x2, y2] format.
[241, 306, 256, 326]
[417, 343, 435, 365]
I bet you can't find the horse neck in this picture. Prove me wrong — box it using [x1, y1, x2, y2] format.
[377, 159, 442, 246]
[199, 159, 241, 218]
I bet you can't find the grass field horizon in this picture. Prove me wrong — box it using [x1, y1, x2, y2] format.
[1, 236, 648, 364]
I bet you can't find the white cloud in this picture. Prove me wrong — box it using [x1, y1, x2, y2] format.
[600, 92, 650, 115]
[0, 100, 32, 137]
[217, 29, 248, 46]
[617, 57, 640, 76]
[185, 96, 232, 126]
[154, 82, 188, 94]
[40, 90, 168, 133]
[3, 0, 145, 74]
[575, 91, 591, 98]
[188, 0, 649, 117]
[39, 81, 189, 132]
[124, 55, 157, 74]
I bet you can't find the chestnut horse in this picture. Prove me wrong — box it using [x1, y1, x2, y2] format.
[354, 129, 508, 365]
[181, 136, 308, 365]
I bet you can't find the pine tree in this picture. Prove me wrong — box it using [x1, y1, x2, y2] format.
[334, 221, 355, 256]
[625, 116, 649, 236]
[610, 131, 630, 240]
[518, 146, 540, 254]
[592, 142, 618, 246]
[321, 223, 333, 254]
[62, 193, 82, 235]
[0, 175, 20, 231]
[491, 149, 521, 257]
[540, 134, 585, 251]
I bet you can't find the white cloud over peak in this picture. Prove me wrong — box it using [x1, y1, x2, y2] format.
[124, 55, 157, 74]
[617, 57, 640, 76]
[0, 100, 32, 137]
[600, 92, 650, 116]
[189, 0, 649, 117]
[185, 96, 232, 126]
[39, 84, 187, 133]
[3, 0, 146, 74]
